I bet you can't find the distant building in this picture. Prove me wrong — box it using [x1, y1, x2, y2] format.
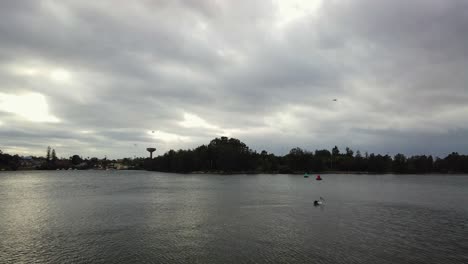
[108, 162, 128, 170]
[19, 157, 44, 169]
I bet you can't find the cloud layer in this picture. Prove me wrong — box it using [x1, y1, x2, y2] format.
[1, 0, 468, 158]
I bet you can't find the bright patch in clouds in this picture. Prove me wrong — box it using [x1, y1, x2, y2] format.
[79, 130, 94, 134]
[274, 0, 322, 27]
[1, 145, 40, 156]
[179, 113, 218, 130]
[50, 69, 72, 82]
[148, 130, 190, 142]
[7, 62, 72, 83]
[0, 93, 59, 123]
[8, 65, 40, 76]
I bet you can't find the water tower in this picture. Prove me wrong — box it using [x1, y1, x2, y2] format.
[146, 147, 156, 159]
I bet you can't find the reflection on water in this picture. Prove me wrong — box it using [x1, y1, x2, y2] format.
[0, 171, 467, 263]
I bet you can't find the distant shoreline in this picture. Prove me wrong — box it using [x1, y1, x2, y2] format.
[2, 169, 468, 175]
[160, 170, 468, 175]
[3, 137, 468, 174]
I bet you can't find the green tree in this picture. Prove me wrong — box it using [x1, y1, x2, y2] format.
[70, 155, 83, 165]
[393, 153, 407, 173]
[51, 149, 57, 162]
[46, 146, 51, 162]
[332, 146, 340, 156]
[345, 147, 354, 157]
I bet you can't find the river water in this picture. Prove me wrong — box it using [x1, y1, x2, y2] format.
[0, 171, 467, 263]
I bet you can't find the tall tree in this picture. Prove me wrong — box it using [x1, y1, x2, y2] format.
[332, 146, 340, 156]
[345, 147, 354, 157]
[51, 149, 57, 162]
[46, 146, 51, 162]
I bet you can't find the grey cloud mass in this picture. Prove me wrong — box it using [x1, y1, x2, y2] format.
[1, 0, 468, 158]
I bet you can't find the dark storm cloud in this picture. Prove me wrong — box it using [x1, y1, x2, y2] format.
[1, 0, 467, 158]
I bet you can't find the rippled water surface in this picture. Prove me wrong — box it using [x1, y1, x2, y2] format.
[1, 171, 467, 263]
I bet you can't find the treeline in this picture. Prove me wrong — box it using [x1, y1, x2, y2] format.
[144, 137, 468, 174]
[0, 150, 21, 170]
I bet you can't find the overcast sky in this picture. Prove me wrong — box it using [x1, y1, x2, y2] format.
[1, 0, 468, 159]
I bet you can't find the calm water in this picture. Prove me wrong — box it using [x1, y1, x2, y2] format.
[0, 171, 467, 264]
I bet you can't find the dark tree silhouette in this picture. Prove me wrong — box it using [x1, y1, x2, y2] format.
[3, 139, 468, 173]
[46, 146, 51, 162]
[51, 149, 57, 163]
[144, 137, 468, 174]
